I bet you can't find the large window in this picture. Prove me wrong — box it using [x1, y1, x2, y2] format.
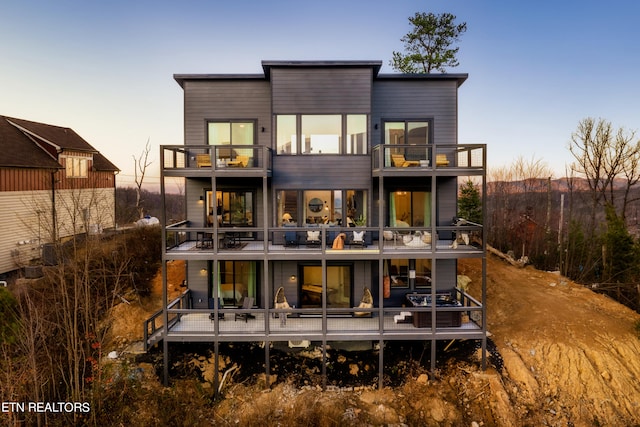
[384, 120, 430, 145]
[276, 115, 296, 154]
[212, 261, 258, 306]
[387, 259, 432, 289]
[389, 191, 431, 227]
[277, 190, 367, 226]
[207, 190, 254, 227]
[276, 114, 367, 155]
[208, 121, 255, 146]
[300, 264, 352, 308]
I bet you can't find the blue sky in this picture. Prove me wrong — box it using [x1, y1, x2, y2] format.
[2, 0, 640, 187]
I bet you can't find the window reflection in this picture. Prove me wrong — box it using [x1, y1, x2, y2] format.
[276, 115, 296, 154]
[300, 265, 352, 308]
[302, 115, 341, 154]
[390, 191, 431, 227]
[275, 114, 368, 155]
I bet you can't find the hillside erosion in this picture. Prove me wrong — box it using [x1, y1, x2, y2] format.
[462, 255, 640, 425]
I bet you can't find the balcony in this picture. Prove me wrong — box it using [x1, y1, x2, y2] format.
[372, 144, 485, 176]
[144, 288, 484, 349]
[161, 145, 272, 177]
[164, 223, 484, 259]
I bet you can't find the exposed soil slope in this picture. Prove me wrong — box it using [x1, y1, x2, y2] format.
[463, 256, 640, 425]
[110, 256, 640, 426]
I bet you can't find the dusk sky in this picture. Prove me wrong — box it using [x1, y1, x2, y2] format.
[2, 0, 640, 188]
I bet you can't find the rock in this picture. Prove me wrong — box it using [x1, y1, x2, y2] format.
[350, 364, 359, 376]
[417, 374, 429, 384]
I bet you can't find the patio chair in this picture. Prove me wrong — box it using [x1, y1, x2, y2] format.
[305, 230, 321, 246]
[227, 155, 249, 167]
[196, 153, 212, 167]
[208, 298, 225, 321]
[350, 230, 366, 248]
[283, 224, 299, 247]
[391, 154, 419, 167]
[435, 154, 450, 166]
[234, 297, 255, 322]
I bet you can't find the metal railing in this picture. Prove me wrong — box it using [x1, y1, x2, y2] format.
[372, 144, 486, 170]
[162, 145, 272, 171]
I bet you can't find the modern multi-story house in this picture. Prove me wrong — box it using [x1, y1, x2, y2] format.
[0, 116, 119, 277]
[153, 60, 487, 388]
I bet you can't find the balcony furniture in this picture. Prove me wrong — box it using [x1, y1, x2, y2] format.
[406, 293, 462, 327]
[196, 154, 212, 167]
[354, 287, 373, 317]
[227, 155, 249, 167]
[435, 154, 450, 166]
[391, 154, 420, 167]
[283, 224, 299, 247]
[402, 231, 431, 248]
[196, 231, 214, 248]
[234, 297, 255, 322]
[221, 231, 241, 248]
[208, 298, 225, 321]
[331, 232, 346, 249]
[350, 230, 366, 248]
[274, 287, 290, 326]
[305, 230, 321, 246]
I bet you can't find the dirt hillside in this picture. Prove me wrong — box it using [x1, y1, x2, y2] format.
[110, 255, 640, 426]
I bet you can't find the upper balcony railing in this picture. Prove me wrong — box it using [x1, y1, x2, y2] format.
[162, 145, 272, 173]
[372, 144, 485, 172]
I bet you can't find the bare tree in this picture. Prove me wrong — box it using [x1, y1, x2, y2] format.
[133, 139, 153, 219]
[568, 118, 640, 222]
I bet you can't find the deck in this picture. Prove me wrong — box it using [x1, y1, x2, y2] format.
[147, 309, 484, 348]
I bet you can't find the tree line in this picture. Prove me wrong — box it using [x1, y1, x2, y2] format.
[473, 117, 640, 311]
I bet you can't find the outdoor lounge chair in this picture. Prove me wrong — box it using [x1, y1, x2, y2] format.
[196, 153, 212, 167]
[234, 297, 255, 322]
[391, 154, 420, 167]
[435, 154, 450, 166]
[227, 155, 249, 167]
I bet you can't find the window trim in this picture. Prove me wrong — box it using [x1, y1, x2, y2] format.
[64, 156, 89, 178]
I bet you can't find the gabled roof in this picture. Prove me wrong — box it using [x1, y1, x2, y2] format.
[0, 115, 119, 171]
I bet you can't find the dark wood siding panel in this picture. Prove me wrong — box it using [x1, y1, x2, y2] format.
[271, 68, 372, 113]
[372, 80, 458, 145]
[183, 80, 272, 147]
[272, 156, 371, 189]
[0, 168, 54, 191]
